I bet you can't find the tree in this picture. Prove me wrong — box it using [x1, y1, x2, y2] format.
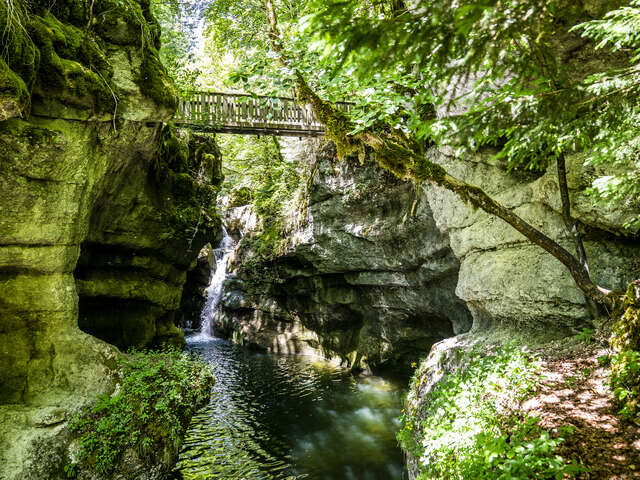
[258, 0, 640, 309]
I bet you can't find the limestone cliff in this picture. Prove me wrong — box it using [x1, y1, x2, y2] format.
[215, 132, 639, 376]
[0, 0, 221, 477]
[216, 140, 472, 374]
[424, 147, 639, 332]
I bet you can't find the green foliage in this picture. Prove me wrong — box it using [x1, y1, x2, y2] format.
[153, 124, 221, 245]
[609, 281, 640, 422]
[68, 347, 214, 476]
[220, 135, 298, 216]
[204, 0, 308, 95]
[150, 0, 205, 92]
[219, 134, 311, 258]
[399, 345, 585, 479]
[575, 327, 596, 345]
[63, 462, 78, 478]
[610, 349, 640, 421]
[295, 0, 640, 229]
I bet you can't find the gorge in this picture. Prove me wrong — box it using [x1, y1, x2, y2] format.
[2, 0, 640, 479]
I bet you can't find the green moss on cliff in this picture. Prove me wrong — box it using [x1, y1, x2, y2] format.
[138, 45, 178, 110]
[1, 0, 175, 120]
[29, 12, 116, 115]
[0, 0, 40, 118]
[611, 281, 640, 352]
[609, 281, 640, 422]
[153, 124, 221, 247]
[0, 58, 30, 119]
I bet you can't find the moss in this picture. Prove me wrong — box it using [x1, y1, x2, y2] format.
[138, 46, 178, 110]
[0, 0, 40, 117]
[190, 133, 223, 185]
[608, 281, 640, 422]
[0, 58, 30, 119]
[68, 349, 214, 477]
[295, 73, 443, 187]
[610, 281, 640, 352]
[152, 125, 221, 248]
[28, 13, 116, 115]
[33, 0, 88, 27]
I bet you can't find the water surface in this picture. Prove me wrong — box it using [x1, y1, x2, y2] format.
[172, 335, 407, 480]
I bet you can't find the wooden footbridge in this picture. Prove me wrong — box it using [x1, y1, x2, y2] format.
[175, 92, 353, 137]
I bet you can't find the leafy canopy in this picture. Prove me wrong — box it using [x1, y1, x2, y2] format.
[296, 0, 640, 229]
[153, 0, 640, 229]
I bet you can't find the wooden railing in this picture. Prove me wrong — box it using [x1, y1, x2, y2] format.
[175, 92, 354, 136]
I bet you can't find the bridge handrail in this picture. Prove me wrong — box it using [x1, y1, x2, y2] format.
[175, 91, 354, 136]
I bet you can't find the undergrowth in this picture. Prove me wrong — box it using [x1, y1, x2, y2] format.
[610, 349, 640, 422]
[67, 347, 214, 476]
[398, 345, 586, 479]
[609, 280, 640, 423]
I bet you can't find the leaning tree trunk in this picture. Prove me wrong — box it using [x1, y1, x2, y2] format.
[556, 154, 600, 318]
[263, 0, 615, 309]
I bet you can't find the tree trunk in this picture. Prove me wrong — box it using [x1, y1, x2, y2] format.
[556, 154, 600, 319]
[557, 154, 589, 270]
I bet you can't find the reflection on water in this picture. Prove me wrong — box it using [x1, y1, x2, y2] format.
[172, 335, 407, 480]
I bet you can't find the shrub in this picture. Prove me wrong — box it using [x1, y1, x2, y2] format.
[68, 347, 214, 476]
[610, 349, 640, 422]
[399, 345, 585, 479]
[609, 280, 640, 422]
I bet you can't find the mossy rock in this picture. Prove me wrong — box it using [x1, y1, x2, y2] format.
[151, 125, 221, 251]
[610, 280, 640, 352]
[29, 12, 116, 116]
[138, 46, 178, 111]
[0, 58, 31, 120]
[0, 0, 40, 119]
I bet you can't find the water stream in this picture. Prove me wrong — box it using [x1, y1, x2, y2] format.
[173, 228, 407, 479]
[199, 226, 237, 337]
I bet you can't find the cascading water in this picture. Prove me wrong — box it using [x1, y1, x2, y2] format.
[199, 226, 237, 337]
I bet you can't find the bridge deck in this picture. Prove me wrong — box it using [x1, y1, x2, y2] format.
[175, 92, 352, 136]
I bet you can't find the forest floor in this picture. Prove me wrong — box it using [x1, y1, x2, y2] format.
[523, 335, 640, 479]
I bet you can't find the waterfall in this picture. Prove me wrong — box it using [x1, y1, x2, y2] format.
[200, 226, 237, 337]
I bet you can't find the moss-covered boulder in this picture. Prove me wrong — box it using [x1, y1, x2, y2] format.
[0, 0, 177, 122]
[611, 280, 640, 353]
[22, 349, 215, 480]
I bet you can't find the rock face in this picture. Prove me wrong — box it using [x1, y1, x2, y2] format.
[0, 0, 221, 478]
[74, 127, 222, 350]
[425, 147, 640, 333]
[217, 134, 639, 375]
[217, 141, 473, 374]
[398, 148, 639, 479]
[178, 244, 215, 330]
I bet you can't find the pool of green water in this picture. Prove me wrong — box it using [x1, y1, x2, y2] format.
[171, 335, 407, 480]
